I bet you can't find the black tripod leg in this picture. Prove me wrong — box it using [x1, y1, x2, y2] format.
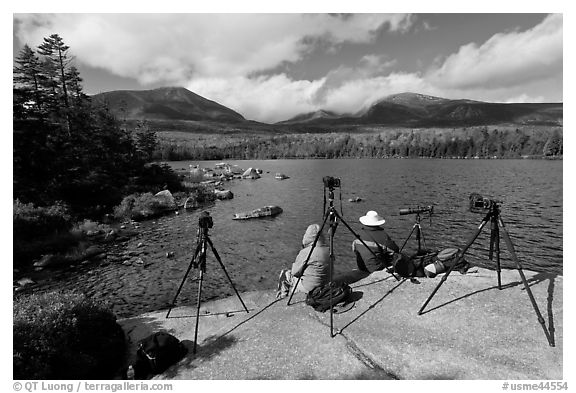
[489, 217, 496, 261]
[493, 221, 502, 289]
[329, 218, 335, 337]
[416, 224, 425, 253]
[193, 267, 204, 354]
[418, 214, 491, 315]
[400, 224, 417, 252]
[417, 260, 459, 315]
[206, 237, 249, 314]
[333, 210, 401, 281]
[287, 213, 330, 305]
[497, 217, 554, 347]
[166, 240, 203, 318]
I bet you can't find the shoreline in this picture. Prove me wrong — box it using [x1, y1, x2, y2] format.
[119, 267, 562, 380]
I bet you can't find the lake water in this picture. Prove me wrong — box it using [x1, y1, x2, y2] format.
[171, 158, 563, 275]
[32, 159, 562, 318]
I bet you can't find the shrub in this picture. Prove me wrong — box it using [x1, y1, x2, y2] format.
[133, 163, 185, 194]
[113, 192, 167, 221]
[187, 184, 216, 204]
[70, 219, 110, 236]
[13, 200, 73, 239]
[13, 291, 125, 379]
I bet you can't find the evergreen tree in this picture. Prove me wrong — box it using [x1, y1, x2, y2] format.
[134, 121, 158, 161]
[37, 34, 72, 111]
[65, 66, 88, 104]
[13, 44, 47, 115]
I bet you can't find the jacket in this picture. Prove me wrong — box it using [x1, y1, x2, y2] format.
[291, 224, 330, 292]
[352, 226, 399, 272]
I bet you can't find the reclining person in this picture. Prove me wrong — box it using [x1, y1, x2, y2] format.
[352, 210, 399, 273]
[276, 224, 330, 298]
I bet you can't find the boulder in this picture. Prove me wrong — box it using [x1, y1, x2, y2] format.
[33, 254, 61, 268]
[154, 190, 176, 209]
[17, 277, 35, 287]
[214, 189, 234, 200]
[84, 245, 105, 259]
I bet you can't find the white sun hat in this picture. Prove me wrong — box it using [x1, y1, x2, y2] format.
[359, 210, 386, 226]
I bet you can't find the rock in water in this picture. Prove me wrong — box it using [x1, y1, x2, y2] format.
[214, 189, 234, 200]
[17, 277, 35, 287]
[154, 190, 176, 209]
[33, 254, 59, 268]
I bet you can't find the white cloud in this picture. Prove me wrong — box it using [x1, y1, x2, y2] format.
[503, 94, 545, 104]
[427, 13, 562, 90]
[188, 75, 326, 123]
[14, 13, 413, 83]
[13, 13, 563, 123]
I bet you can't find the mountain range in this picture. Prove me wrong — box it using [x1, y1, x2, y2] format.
[92, 87, 563, 129]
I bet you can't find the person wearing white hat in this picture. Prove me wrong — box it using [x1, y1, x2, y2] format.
[352, 210, 399, 273]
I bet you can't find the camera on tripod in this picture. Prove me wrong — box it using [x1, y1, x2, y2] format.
[399, 205, 433, 216]
[469, 193, 500, 214]
[198, 211, 213, 229]
[323, 176, 341, 189]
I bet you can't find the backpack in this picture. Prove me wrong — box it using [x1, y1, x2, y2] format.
[135, 331, 188, 377]
[305, 282, 352, 312]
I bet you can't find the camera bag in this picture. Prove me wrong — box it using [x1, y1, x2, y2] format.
[306, 281, 352, 312]
[136, 331, 188, 377]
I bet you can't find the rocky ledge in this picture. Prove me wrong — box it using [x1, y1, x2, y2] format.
[119, 267, 562, 380]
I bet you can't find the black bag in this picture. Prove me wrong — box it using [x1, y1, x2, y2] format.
[306, 282, 352, 312]
[136, 332, 188, 377]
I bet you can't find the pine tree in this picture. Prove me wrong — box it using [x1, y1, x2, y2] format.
[37, 34, 72, 110]
[65, 66, 87, 104]
[134, 121, 158, 162]
[13, 44, 47, 114]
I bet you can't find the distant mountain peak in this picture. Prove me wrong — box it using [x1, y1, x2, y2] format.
[379, 92, 451, 106]
[92, 86, 246, 123]
[277, 109, 340, 124]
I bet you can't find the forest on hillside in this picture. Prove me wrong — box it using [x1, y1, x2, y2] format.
[155, 126, 563, 161]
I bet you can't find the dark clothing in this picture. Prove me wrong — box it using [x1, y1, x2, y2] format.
[352, 226, 399, 273]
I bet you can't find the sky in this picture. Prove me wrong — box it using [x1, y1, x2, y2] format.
[12, 13, 563, 123]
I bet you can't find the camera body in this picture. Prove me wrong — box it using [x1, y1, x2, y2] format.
[323, 176, 341, 189]
[198, 211, 214, 229]
[469, 193, 498, 214]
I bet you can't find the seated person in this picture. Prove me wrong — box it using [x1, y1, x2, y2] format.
[291, 223, 330, 293]
[352, 210, 399, 273]
[276, 224, 330, 298]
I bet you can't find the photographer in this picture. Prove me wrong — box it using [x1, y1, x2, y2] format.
[352, 210, 399, 273]
[292, 224, 330, 292]
[277, 224, 330, 297]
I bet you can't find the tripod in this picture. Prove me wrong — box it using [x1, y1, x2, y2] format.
[287, 182, 400, 337]
[399, 206, 433, 255]
[166, 212, 249, 353]
[417, 201, 554, 347]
